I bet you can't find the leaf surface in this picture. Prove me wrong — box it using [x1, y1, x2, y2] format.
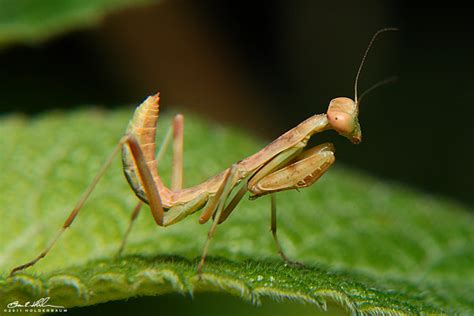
[0, 0, 154, 48]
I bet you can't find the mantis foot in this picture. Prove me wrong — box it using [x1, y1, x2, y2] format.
[283, 258, 305, 268]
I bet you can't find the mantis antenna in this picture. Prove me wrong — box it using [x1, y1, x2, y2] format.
[357, 75, 398, 105]
[354, 27, 398, 104]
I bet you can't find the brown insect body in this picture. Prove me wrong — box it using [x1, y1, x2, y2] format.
[9, 28, 397, 277]
[122, 94, 340, 205]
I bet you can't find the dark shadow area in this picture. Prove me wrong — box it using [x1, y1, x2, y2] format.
[61, 292, 345, 316]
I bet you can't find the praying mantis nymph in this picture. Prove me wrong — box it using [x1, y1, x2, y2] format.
[9, 28, 397, 277]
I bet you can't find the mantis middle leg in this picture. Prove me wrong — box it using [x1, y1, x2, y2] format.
[254, 143, 335, 261]
[215, 143, 336, 263]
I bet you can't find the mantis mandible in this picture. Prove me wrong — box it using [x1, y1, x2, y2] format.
[10, 28, 397, 276]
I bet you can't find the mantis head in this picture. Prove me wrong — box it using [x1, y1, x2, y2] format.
[326, 27, 398, 145]
[327, 97, 361, 144]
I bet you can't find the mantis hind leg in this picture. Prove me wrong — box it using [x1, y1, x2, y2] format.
[10, 135, 131, 276]
[117, 201, 143, 257]
[118, 189, 207, 257]
[197, 164, 239, 275]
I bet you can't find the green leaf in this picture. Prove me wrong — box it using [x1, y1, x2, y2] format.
[0, 107, 473, 314]
[0, 0, 154, 48]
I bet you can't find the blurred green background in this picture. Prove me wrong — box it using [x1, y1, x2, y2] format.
[0, 0, 472, 315]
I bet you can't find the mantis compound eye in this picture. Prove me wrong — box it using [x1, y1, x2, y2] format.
[327, 111, 355, 134]
[327, 97, 357, 134]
